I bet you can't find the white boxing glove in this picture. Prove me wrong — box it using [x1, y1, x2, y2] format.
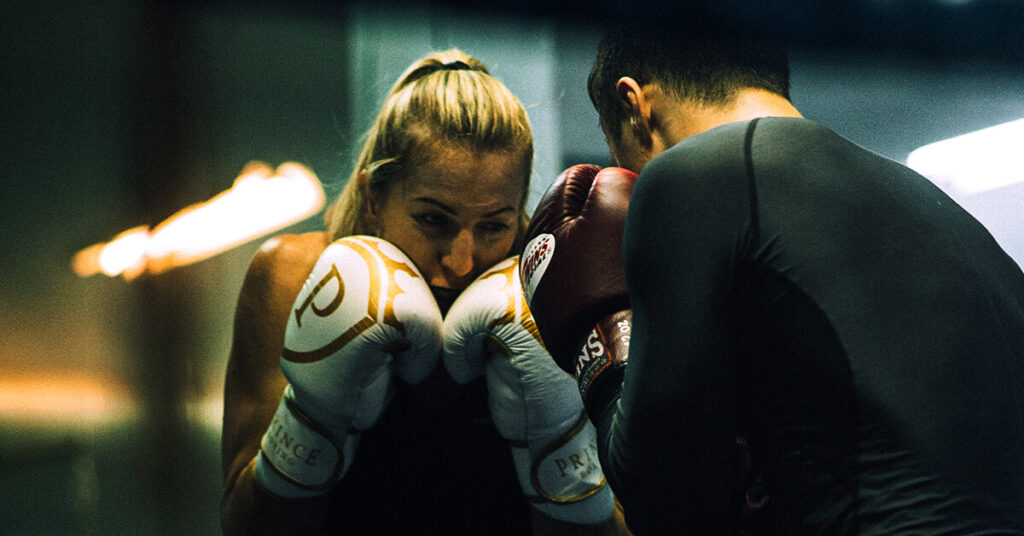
[254, 236, 442, 498]
[443, 257, 614, 524]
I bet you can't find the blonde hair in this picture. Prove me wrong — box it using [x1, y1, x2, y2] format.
[326, 49, 533, 246]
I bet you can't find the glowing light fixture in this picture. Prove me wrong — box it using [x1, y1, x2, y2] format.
[73, 162, 325, 279]
[0, 375, 135, 427]
[906, 118, 1024, 197]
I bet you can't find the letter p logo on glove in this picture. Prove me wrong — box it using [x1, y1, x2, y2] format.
[283, 236, 441, 385]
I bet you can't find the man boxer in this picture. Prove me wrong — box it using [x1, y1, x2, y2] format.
[522, 30, 1024, 535]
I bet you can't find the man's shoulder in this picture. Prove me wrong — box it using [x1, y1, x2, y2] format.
[683, 117, 820, 151]
[644, 120, 763, 187]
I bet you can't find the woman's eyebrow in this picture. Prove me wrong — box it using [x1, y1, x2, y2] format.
[412, 197, 457, 215]
[412, 197, 516, 218]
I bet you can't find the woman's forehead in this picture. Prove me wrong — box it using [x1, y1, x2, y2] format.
[399, 146, 526, 202]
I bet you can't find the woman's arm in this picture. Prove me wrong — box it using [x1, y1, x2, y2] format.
[220, 233, 332, 536]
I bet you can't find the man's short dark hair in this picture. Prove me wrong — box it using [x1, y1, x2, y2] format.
[588, 29, 791, 139]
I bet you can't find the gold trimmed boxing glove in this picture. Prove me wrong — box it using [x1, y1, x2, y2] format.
[254, 236, 442, 498]
[443, 257, 615, 523]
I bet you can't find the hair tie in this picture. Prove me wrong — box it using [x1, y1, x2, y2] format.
[400, 59, 480, 89]
[438, 60, 471, 71]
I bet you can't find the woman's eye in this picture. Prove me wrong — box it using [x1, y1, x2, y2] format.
[480, 221, 512, 234]
[415, 213, 449, 228]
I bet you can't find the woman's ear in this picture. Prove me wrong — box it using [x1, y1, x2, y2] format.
[358, 170, 381, 233]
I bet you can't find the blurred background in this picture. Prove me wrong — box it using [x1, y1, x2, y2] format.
[2, 0, 1022, 534]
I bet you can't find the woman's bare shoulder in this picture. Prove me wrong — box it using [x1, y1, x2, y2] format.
[239, 231, 331, 312]
[251, 232, 331, 274]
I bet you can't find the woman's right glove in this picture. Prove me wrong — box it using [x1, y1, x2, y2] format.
[442, 257, 614, 524]
[253, 236, 443, 498]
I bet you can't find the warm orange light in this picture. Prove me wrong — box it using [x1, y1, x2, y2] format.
[0, 375, 136, 427]
[0, 374, 226, 430]
[72, 162, 325, 279]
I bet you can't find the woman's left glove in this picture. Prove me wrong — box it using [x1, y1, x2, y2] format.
[254, 236, 442, 498]
[442, 257, 614, 524]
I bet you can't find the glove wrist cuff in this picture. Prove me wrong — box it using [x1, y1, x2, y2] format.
[575, 310, 631, 402]
[253, 389, 348, 498]
[510, 411, 614, 524]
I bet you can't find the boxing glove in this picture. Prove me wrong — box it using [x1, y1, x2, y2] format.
[520, 165, 637, 405]
[254, 236, 443, 498]
[524, 166, 771, 530]
[443, 257, 615, 524]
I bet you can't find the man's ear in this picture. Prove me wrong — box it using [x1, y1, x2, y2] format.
[615, 76, 643, 114]
[615, 76, 653, 146]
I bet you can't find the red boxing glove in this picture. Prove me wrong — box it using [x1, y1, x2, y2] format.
[519, 164, 637, 403]
[524, 165, 771, 531]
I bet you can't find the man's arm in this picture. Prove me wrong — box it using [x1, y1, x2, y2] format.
[597, 143, 751, 534]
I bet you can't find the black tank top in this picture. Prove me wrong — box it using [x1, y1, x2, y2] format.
[325, 292, 532, 535]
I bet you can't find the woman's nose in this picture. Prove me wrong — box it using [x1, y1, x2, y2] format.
[441, 229, 474, 279]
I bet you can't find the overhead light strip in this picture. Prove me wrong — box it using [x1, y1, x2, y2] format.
[907, 118, 1024, 197]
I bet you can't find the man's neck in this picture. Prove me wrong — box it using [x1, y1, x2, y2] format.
[659, 89, 802, 147]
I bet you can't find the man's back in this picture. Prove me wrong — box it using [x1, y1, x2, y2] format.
[613, 117, 1024, 534]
